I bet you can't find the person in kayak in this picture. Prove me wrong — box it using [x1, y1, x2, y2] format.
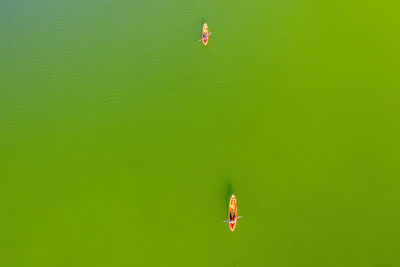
[229, 212, 236, 222]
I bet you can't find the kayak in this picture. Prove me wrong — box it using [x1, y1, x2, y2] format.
[228, 194, 237, 232]
[202, 23, 209, 46]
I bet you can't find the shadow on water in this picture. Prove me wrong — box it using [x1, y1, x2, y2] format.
[223, 179, 234, 213]
[200, 18, 206, 35]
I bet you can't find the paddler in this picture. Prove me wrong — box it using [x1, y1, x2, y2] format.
[229, 212, 236, 222]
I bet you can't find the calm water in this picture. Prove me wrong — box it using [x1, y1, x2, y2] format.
[1, 0, 400, 266]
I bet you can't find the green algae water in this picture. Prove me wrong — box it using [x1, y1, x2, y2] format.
[1, 0, 400, 266]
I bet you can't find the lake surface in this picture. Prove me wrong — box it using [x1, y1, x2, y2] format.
[1, 0, 400, 266]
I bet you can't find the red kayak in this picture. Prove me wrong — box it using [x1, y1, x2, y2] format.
[202, 23, 209, 46]
[228, 194, 238, 232]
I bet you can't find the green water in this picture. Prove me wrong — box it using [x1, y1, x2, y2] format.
[1, 0, 400, 266]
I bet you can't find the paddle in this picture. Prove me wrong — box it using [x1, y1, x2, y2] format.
[222, 216, 242, 223]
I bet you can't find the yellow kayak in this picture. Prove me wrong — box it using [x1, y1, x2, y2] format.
[228, 194, 237, 232]
[202, 23, 209, 46]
